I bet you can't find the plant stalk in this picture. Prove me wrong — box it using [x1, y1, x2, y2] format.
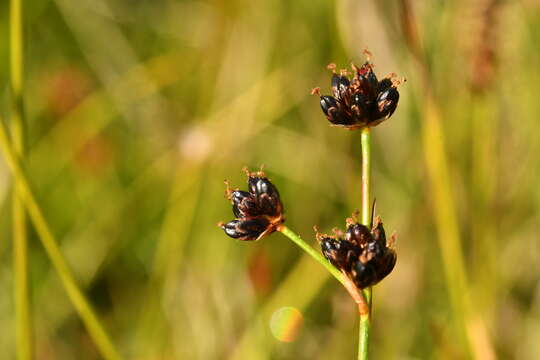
[10, 0, 32, 358]
[277, 225, 345, 285]
[0, 115, 122, 360]
[358, 127, 372, 360]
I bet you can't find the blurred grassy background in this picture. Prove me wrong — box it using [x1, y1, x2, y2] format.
[1, 0, 540, 359]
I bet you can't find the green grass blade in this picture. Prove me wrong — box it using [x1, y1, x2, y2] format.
[0, 115, 122, 360]
[10, 0, 32, 358]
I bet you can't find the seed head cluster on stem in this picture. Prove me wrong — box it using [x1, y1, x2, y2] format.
[315, 208, 397, 313]
[219, 167, 284, 241]
[312, 50, 402, 130]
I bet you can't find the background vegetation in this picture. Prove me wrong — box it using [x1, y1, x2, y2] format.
[1, 0, 539, 358]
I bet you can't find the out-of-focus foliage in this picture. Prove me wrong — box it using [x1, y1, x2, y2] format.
[1, 0, 540, 359]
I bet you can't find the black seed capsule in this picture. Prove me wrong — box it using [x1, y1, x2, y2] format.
[320, 96, 339, 116]
[376, 87, 399, 119]
[371, 221, 386, 246]
[327, 107, 355, 126]
[351, 259, 378, 289]
[248, 176, 279, 200]
[345, 223, 371, 246]
[321, 237, 360, 271]
[377, 78, 393, 93]
[356, 62, 379, 99]
[231, 190, 259, 218]
[350, 93, 371, 121]
[366, 240, 385, 258]
[376, 251, 397, 280]
[238, 217, 271, 240]
[331, 74, 350, 100]
[258, 192, 282, 218]
[222, 220, 245, 239]
[221, 217, 271, 241]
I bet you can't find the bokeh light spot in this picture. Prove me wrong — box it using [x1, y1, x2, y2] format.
[269, 306, 304, 343]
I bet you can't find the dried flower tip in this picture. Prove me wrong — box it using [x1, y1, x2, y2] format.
[363, 48, 373, 60]
[332, 227, 344, 238]
[243, 165, 266, 178]
[311, 87, 321, 96]
[224, 180, 234, 199]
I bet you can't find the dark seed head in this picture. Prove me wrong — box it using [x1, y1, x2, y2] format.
[220, 168, 285, 242]
[314, 53, 402, 129]
[317, 214, 397, 290]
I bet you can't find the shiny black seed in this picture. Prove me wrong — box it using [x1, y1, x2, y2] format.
[327, 107, 354, 125]
[331, 74, 350, 99]
[366, 240, 385, 258]
[351, 93, 371, 120]
[371, 221, 387, 246]
[351, 247, 397, 289]
[376, 87, 399, 119]
[248, 176, 280, 200]
[378, 78, 393, 93]
[320, 96, 339, 116]
[321, 237, 360, 271]
[239, 217, 271, 239]
[221, 217, 271, 241]
[231, 190, 259, 218]
[376, 251, 397, 280]
[357, 62, 379, 99]
[363, 64, 379, 89]
[351, 93, 369, 109]
[345, 223, 371, 246]
[351, 260, 378, 289]
[258, 192, 282, 218]
[222, 220, 245, 239]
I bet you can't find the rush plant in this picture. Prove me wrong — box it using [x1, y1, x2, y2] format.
[220, 51, 402, 359]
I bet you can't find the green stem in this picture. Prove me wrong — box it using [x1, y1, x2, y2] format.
[358, 127, 372, 360]
[278, 225, 345, 286]
[0, 115, 122, 360]
[10, 0, 32, 359]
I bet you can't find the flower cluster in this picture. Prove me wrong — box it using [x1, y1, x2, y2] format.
[317, 213, 396, 289]
[219, 168, 284, 241]
[312, 52, 401, 129]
